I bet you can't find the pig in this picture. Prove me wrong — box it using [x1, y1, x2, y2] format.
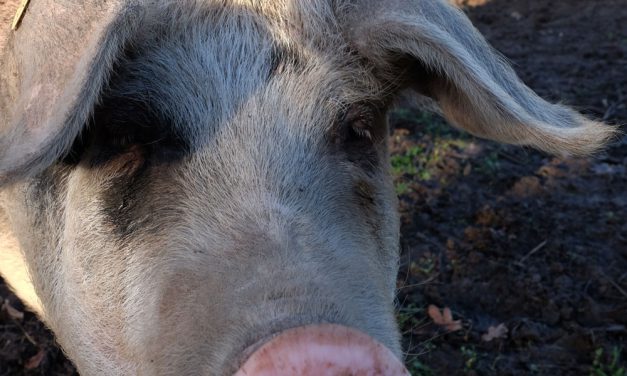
[0, 0, 616, 375]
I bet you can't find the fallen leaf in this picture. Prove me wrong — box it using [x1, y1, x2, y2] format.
[24, 348, 45, 369]
[428, 305, 462, 332]
[2, 300, 24, 320]
[482, 323, 508, 342]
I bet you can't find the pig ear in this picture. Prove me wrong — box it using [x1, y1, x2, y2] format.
[340, 0, 617, 156]
[0, 1, 142, 185]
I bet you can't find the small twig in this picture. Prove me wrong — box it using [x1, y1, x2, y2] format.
[398, 274, 440, 291]
[11, 0, 31, 31]
[403, 330, 451, 359]
[11, 320, 37, 346]
[606, 277, 627, 299]
[517, 240, 548, 265]
[401, 321, 432, 337]
[414, 232, 447, 251]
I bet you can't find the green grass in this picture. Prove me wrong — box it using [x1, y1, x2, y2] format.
[390, 108, 482, 201]
[461, 345, 478, 371]
[397, 303, 423, 330]
[395, 182, 410, 195]
[591, 347, 626, 376]
[391, 146, 423, 176]
[391, 135, 472, 193]
[476, 150, 501, 175]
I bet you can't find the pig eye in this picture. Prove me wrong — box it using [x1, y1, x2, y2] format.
[338, 103, 382, 145]
[335, 103, 385, 171]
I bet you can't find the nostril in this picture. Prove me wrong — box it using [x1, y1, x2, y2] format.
[234, 324, 409, 376]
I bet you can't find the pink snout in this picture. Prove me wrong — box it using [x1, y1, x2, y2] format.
[235, 324, 410, 376]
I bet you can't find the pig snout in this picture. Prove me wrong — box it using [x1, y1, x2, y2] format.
[235, 324, 410, 376]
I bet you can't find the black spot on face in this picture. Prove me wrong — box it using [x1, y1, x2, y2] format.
[100, 163, 152, 239]
[61, 92, 189, 239]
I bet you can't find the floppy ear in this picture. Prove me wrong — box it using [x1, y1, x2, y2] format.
[0, 0, 142, 185]
[339, 0, 617, 156]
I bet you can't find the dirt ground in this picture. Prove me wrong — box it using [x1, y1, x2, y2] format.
[394, 0, 626, 374]
[1, 0, 625, 375]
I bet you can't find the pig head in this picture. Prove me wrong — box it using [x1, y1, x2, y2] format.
[0, 0, 616, 375]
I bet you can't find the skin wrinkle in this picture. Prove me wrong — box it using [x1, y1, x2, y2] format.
[0, 1, 616, 375]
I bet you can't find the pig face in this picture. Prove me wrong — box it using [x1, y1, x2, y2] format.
[2, 2, 402, 374]
[0, 0, 615, 375]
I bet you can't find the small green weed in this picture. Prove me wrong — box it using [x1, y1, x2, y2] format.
[461, 345, 478, 371]
[409, 255, 436, 276]
[391, 146, 423, 176]
[477, 150, 501, 175]
[591, 347, 626, 376]
[395, 182, 410, 195]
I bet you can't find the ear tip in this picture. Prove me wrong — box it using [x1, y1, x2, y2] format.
[532, 116, 621, 158]
[580, 120, 623, 155]
[571, 115, 621, 156]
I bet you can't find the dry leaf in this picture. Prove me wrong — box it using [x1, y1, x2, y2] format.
[24, 348, 45, 369]
[2, 300, 24, 320]
[482, 323, 508, 342]
[428, 305, 462, 332]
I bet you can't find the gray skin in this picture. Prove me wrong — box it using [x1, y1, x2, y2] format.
[0, 1, 615, 375]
